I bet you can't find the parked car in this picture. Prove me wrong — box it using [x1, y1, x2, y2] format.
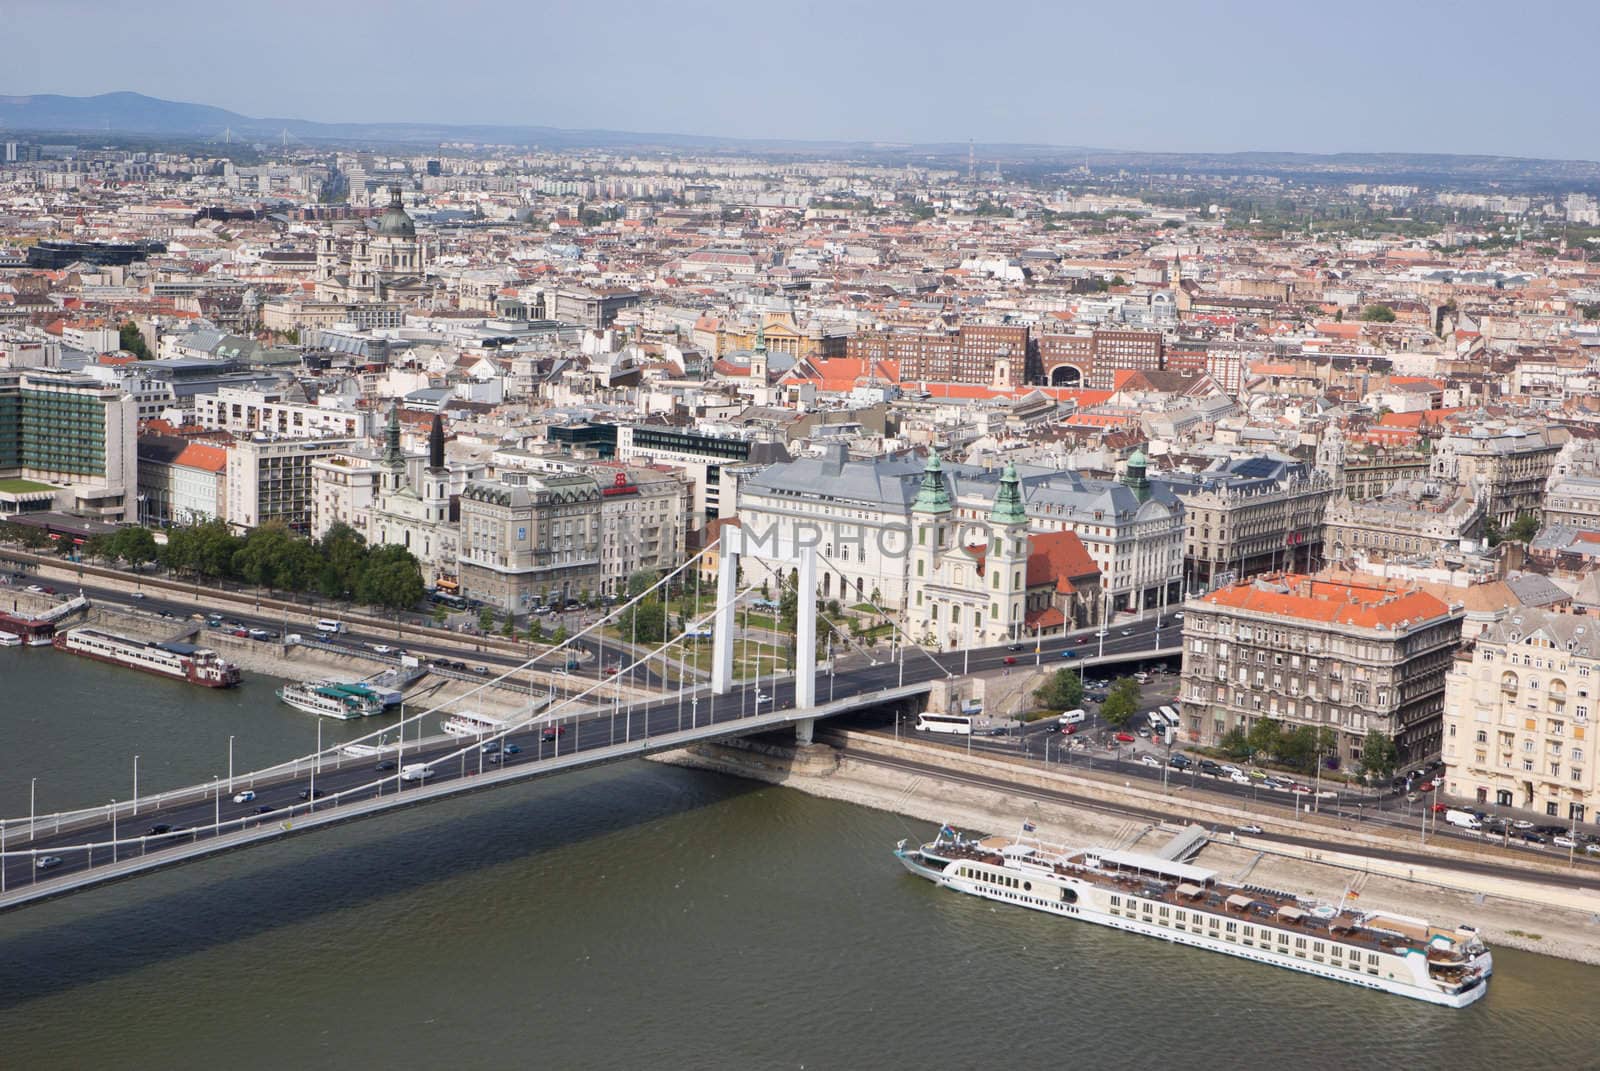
[1168, 754, 1192, 770]
[1113, 731, 1136, 744]
[1138, 755, 1161, 768]
[1553, 835, 1578, 849]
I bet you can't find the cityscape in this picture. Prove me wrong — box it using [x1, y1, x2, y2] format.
[5, 3, 1600, 1066]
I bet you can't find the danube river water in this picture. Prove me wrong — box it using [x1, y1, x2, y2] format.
[0, 647, 1596, 1069]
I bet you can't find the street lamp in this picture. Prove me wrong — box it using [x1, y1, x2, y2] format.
[132, 755, 139, 816]
[110, 800, 118, 863]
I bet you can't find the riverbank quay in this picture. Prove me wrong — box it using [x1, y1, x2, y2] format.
[654, 729, 1600, 966]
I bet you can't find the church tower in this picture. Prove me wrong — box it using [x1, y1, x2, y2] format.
[381, 404, 408, 496]
[987, 460, 1030, 644]
[750, 320, 769, 383]
[1122, 447, 1152, 504]
[910, 449, 954, 642]
[423, 412, 449, 522]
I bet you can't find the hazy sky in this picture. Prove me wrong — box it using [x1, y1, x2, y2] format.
[8, 0, 1598, 158]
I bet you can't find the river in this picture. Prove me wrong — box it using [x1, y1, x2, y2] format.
[0, 647, 1595, 1069]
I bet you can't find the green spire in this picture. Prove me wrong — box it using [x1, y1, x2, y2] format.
[989, 460, 1027, 526]
[912, 449, 952, 515]
[754, 319, 766, 354]
[383, 404, 403, 468]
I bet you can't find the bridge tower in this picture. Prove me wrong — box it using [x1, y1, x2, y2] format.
[712, 525, 820, 742]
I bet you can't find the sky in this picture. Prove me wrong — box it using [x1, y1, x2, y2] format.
[7, 0, 1599, 159]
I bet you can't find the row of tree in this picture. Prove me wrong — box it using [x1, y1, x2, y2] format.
[1035, 669, 1142, 728]
[0, 520, 425, 612]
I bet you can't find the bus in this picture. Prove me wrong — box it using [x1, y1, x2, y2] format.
[915, 713, 974, 735]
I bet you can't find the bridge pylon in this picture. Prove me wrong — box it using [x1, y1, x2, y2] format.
[711, 527, 818, 742]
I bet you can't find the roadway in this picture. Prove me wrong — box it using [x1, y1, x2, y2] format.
[0, 619, 1180, 900]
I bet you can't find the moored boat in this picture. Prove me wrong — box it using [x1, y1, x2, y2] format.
[53, 626, 241, 686]
[895, 825, 1492, 1007]
[278, 680, 386, 719]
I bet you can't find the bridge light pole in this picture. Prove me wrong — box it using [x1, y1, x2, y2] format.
[132, 755, 139, 816]
[228, 736, 235, 794]
[110, 800, 117, 864]
[29, 778, 35, 840]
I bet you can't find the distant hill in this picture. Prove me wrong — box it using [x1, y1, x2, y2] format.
[2, 91, 1597, 188]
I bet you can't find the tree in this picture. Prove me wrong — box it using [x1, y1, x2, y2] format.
[1100, 678, 1142, 728]
[526, 619, 545, 645]
[355, 544, 424, 611]
[551, 624, 569, 646]
[1034, 668, 1085, 711]
[478, 606, 498, 632]
[431, 605, 448, 627]
[119, 321, 152, 359]
[1360, 304, 1397, 323]
[315, 522, 368, 599]
[617, 595, 671, 645]
[1359, 730, 1399, 782]
[1246, 717, 1282, 760]
[1508, 514, 1540, 543]
[626, 569, 660, 598]
[108, 525, 158, 568]
[1217, 726, 1253, 760]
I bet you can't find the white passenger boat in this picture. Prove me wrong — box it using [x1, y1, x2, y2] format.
[440, 710, 508, 738]
[895, 826, 1492, 1007]
[277, 680, 386, 719]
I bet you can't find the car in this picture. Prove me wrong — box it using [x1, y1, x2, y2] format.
[232, 791, 256, 803]
[1007, 642, 1024, 652]
[1229, 772, 1251, 785]
[297, 788, 330, 800]
[1003, 656, 1017, 666]
[481, 740, 500, 753]
[1220, 764, 1243, 776]
[1060, 723, 1078, 735]
[755, 692, 772, 704]
[1290, 784, 1312, 794]
[374, 760, 397, 772]
[371, 644, 393, 654]
[1554, 835, 1578, 849]
[248, 628, 270, 640]
[1431, 802, 1449, 813]
[605, 663, 622, 675]
[1511, 819, 1535, 830]
[230, 628, 248, 638]
[159, 610, 173, 618]
[1586, 843, 1600, 855]
[255, 804, 275, 814]
[985, 726, 1007, 736]
[1076, 635, 1090, 645]
[541, 725, 567, 742]
[1113, 732, 1136, 744]
[1248, 769, 1268, 781]
[1119, 629, 1132, 637]
[25, 584, 42, 593]
[1138, 755, 1162, 768]
[1237, 824, 1264, 834]
[504, 744, 521, 755]
[472, 665, 489, 676]
[1417, 781, 1436, 793]
[1060, 649, 1077, 659]
[145, 824, 173, 836]
[35, 855, 62, 871]
[40, 586, 56, 595]
[130, 591, 147, 600]
[1519, 831, 1549, 845]
[1168, 755, 1192, 769]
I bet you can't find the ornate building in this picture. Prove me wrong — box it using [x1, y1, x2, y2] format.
[369, 408, 457, 579]
[314, 186, 428, 304]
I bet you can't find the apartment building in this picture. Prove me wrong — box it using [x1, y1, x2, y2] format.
[196, 386, 373, 439]
[226, 436, 357, 534]
[1323, 482, 1486, 564]
[457, 473, 602, 613]
[1443, 609, 1600, 823]
[1037, 327, 1164, 389]
[1158, 457, 1333, 591]
[595, 466, 689, 597]
[846, 323, 1031, 385]
[1178, 574, 1463, 766]
[1430, 421, 1568, 528]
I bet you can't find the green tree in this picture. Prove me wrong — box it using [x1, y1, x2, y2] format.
[1246, 717, 1283, 760]
[478, 606, 498, 632]
[551, 624, 569, 646]
[626, 569, 660, 598]
[231, 523, 305, 592]
[1360, 304, 1397, 323]
[1359, 730, 1399, 782]
[118, 321, 152, 359]
[526, 619, 545, 645]
[617, 595, 670, 645]
[163, 520, 241, 581]
[1508, 514, 1540, 543]
[501, 615, 515, 637]
[355, 544, 424, 611]
[1034, 668, 1085, 711]
[431, 605, 448, 627]
[108, 525, 158, 568]
[1217, 727, 1253, 760]
[315, 522, 368, 599]
[1100, 677, 1142, 728]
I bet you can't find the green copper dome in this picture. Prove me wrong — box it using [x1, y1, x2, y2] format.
[989, 460, 1027, 526]
[912, 449, 953, 514]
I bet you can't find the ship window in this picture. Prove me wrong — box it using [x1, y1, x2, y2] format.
[1111, 895, 1122, 907]
[1060, 888, 1077, 905]
[1023, 882, 1032, 892]
[1314, 942, 1325, 954]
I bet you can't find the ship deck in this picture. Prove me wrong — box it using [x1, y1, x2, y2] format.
[929, 835, 1469, 962]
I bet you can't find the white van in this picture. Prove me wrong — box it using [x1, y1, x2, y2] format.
[1058, 708, 1087, 726]
[315, 619, 345, 635]
[1444, 809, 1482, 830]
[399, 763, 434, 782]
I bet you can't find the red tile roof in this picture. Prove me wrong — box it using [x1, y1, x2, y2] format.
[1199, 574, 1450, 630]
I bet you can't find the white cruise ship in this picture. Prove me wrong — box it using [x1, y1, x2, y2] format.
[896, 827, 1491, 1008]
[277, 680, 386, 719]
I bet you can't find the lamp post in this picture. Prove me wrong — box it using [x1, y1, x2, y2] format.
[29, 778, 36, 840]
[228, 736, 235, 794]
[110, 800, 117, 864]
[132, 755, 139, 816]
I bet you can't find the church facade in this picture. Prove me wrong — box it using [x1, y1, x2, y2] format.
[315, 186, 429, 305]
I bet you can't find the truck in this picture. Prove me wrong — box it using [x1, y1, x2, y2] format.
[399, 763, 434, 782]
[1444, 808, 1482, 831]
[959, 698, 983, 716]
[1057, 708, 1087, 726]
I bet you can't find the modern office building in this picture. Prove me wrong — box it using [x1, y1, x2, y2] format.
[0, 368, 137, 520]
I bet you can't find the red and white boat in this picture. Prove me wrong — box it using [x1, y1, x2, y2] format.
[53, 626, 241, 687]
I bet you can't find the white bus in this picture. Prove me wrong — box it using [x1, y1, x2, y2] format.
[915, 713, 974, 735]
[315, 619, 346, 635]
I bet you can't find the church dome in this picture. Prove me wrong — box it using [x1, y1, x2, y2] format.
[376, 186, 415, 238]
